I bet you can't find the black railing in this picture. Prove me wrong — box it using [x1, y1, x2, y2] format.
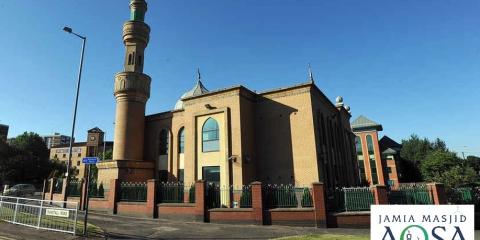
[119, 182, 147, 202]
[67, 180, 81, 197]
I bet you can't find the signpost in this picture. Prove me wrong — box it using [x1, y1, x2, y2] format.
[82, 157, 98, 236]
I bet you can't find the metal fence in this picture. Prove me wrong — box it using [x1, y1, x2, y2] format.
[157, 182, 195, 203]
[67, 180, 82, 197]
[447, 187, 475, 204]
[119, 182, 147, 202]
[206, 184, 253, 208]
[88, 181, 105, 198]
[388, 184, 432, 205]
[263, 185, 313, 209]
[328, 187, 373, 212]
[0, 195, 78, 235]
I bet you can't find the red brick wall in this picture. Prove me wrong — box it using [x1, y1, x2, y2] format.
[327, 212, 370, 228]
[265, 209, 316, 227]
[157, 203, 198, 221]
[209, 209, 254, 224]
[89, 198, 110, 212]
[117, 202, 150, 217]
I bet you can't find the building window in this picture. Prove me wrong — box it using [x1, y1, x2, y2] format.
[54, 154, 58, 159]
[202, 118, 219, 152]
[387, 167, 392, 174]
[62, 154, 66, 158]
[355, 136, 363, 155]
[77, 153, 81, 157]
[366, 135, 378, 185]
[77, 161, 80, 166]
[178, 169, 184, 183]
[178, 127, 185, 153]
[159, 129, 169, 155]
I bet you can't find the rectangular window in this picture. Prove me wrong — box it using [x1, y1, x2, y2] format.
[77, 161, 80, 166]
[387, 167, 392, 174]
[178, 169, 184, 183]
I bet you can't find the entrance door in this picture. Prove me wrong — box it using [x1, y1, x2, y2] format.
[202, 166, 220, 185]
[203, 166, 221, 208]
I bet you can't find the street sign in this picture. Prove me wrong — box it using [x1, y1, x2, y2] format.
[82, 157, 99, 165]
[46, 208, 70, 218]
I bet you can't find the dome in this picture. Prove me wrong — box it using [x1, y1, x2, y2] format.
[174, 80, 209, 110]
[335, 96, 343, 103]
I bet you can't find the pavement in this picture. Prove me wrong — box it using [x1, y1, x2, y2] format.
[0, 211, 369, 240]
[1, 212, 479, 239]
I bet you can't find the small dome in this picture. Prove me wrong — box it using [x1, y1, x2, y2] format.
[174, 80, 209, 110]
[345, 105, 350, 111]
[336, 96, 343, 103]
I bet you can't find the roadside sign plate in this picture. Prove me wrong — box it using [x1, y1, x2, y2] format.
[82, 157, 99, 164]
[46, 208, 70, 218]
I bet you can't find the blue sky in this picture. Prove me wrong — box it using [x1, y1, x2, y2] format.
[0, 0, 479, 156]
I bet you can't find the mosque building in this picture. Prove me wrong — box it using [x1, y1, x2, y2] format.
[97, 0, 360, 191]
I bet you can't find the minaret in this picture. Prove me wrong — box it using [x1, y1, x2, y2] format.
[113, 0, 151, 164]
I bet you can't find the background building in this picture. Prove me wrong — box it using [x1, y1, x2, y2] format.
[352, 115, 402, 187]
[50, 127, 112, 179]
[0, 124, 8, 142]
[43, 133, 71, 149]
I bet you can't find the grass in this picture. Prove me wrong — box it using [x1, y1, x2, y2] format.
[277, 234, 369, 240]
[0, 205, 102, 236]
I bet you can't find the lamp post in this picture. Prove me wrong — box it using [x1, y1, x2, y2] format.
[63, 26, 86, 184]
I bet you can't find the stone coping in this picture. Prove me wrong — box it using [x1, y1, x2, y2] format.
[268, 208, 314, 212]
[90, 197, 108, 201]
[330, 211, 371, 216]
[157, 203, 195, 207]
[117, 201, 147, 205]
[208, 208, 253, 212]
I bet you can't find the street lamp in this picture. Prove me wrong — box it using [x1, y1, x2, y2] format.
[63, 26, 86, 180]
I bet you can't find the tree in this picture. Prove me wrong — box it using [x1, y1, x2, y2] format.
[466, 155, 480, 173]
[399, 134, 450, 182]
[421, 150, 478, 188]
[0, 132, 66, 185]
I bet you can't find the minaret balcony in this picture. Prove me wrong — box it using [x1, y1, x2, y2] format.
[114, 71, 151, 101]
[122, 21, 150, 45]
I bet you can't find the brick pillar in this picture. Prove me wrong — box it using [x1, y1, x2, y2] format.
[194, 180, 206, 222]
[251, 181, 264, 225]
[312, 182, 327, 228]
[427, 183, 447, 205]
[372, 185, 389, 204]
[108, 179, 120, 214]
[146, 179, 157, 218]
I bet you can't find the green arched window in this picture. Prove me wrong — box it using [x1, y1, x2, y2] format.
[366, 135, 378, 184]
[178, 127, 185, 153]
[202, 118, 219, 152]
[355, 136, 367, 183]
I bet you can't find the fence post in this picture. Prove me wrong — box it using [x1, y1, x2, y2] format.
[36, 200, 44, 229]
[372, 185, 389, 204]
[146, 179, 157, 218]
[42, 179, 47, 201]
[79, 178, 86, 210]
[61, 178, 68, 208]
[427, 183, 447, 205]
[194, 180, 206, 222]
[108, 179, 119, 214]
[48, 178, 54, 203]
[251, 181, 264, 225]
[312, 182, 327, 228]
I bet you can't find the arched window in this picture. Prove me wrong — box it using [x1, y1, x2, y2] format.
[355, 136, 363, 155]
[159, 129, 169, 155]
[202, 118, 219, 152]
[128, 54, 132, 65]
[178, 127, 185, 153]
[366, 135, 378, 184]
[355, 136, 367, 183]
